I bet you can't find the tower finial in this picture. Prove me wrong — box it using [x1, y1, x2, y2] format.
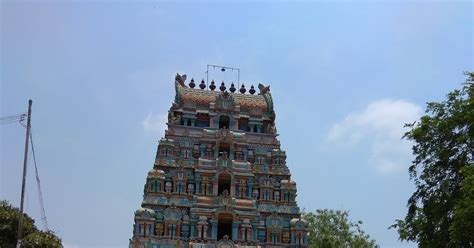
[240, 84, 246, 94]
[249, 85, 256, 95]
[210, 80, 216, 91]
[219, 81, 226, 91]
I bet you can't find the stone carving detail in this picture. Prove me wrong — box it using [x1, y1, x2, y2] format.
[257, 83, 275, 120]
[175, 73, 187, 86]
[221, 189, 229, 196]
[216, 235, 234, 248]
[268, 123, 277, 134]
[216, 128, 233, 143]
[170, 116, 180, 125]
[164, 205, 183, 221]
[217, 156, 231, 168]
[215, 92, 235, 110]
[258, 83, 270, 95]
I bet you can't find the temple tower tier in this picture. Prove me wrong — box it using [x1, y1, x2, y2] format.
[130, 73, 309, 248]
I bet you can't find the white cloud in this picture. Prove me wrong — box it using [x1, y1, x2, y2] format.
[327, 99, 422, 174]
[142, 112, 168, 138]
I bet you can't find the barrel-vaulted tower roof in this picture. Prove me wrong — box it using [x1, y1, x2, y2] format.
[173, 74, 275, 119]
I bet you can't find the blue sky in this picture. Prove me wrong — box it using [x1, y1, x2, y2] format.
[1, 1, 472, 247]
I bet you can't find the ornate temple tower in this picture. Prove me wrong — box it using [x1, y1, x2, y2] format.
[130, 74, 308, 248]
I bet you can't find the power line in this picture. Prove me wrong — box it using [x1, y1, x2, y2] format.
[0, 112, 26, 120]
[0, 113, 26, 125]
[29, 129, 49, 231]
[0, 119, 24, 125]
[13, 100, 50, 247]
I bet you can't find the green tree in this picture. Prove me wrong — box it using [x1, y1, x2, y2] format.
[303, 209, 378, 248]
[450, 166, 474, 244]
[0, 200, 62, 248]
[391, 72, 474, 247]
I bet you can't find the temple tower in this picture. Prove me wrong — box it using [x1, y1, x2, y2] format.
[130, 74, 308, 248]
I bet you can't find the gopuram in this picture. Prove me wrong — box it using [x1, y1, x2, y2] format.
[130, 74, 308, 248]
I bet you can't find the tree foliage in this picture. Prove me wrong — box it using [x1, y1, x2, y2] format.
[0, 200, 62, 248]
[303, 209, 378, 248]
[391, 72, 474, 247]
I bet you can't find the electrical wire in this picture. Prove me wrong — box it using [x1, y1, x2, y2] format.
[0, 113, 26, 125]
[29, 129, 49, 231]
[0, 112, 26, 120]
[2, 110, 49, 231]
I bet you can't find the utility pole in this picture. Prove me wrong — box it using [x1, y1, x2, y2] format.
[17, 99, 32, 248]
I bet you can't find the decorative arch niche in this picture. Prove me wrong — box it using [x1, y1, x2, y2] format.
[218, 115, 230, 129]
[217, 212, 233, 241]
[218, 173, 232, 196]
[215, 128, 235, 160]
